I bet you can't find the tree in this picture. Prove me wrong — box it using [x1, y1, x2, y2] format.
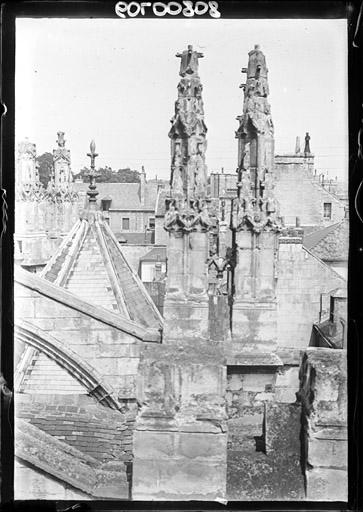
[73, 166, 140, 183]
[37, 152, 53, 188]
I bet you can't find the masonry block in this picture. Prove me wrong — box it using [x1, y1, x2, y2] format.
[132, 457, 226, 501]
[306, 468, 347, 501]
[299, 348, 347, 502]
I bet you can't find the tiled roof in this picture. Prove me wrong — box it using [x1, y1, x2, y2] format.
[40, 209, 163, 330]
[73, 182, 160, 211]
[16, 393, 134, 464]
[15, 396, 130, 499]
[303, 219, 348, 262]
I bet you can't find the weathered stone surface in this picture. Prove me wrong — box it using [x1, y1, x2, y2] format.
[308, 436, 347, 469]
[227, 401, 304, 501]
[133, 457, 226, 501]
[133, 322, 227, 500]
[264, 402, 301, 455]
[163, 300, 209, 342]
[299, 348, 347, 502]
[227, 450, 304, 501]
[306, 468, 347, 501]
[299, 348, 347, 427]
[232, 302, 277, 348]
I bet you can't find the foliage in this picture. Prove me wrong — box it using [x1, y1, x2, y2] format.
[37, 152, 53, 188]
[73, 166, 141, 183]
[36, 152, 141, 185]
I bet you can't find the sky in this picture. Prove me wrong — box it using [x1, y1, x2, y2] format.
[15, 17, 348, 181]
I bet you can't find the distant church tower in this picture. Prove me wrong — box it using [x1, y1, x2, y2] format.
[232, 45, 282, 357]
[163, 45, 212, 341]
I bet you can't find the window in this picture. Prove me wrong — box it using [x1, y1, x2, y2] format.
[323, 202, 332, 219]
[122, 217, 130, 230]
[148, 217, 155, 229]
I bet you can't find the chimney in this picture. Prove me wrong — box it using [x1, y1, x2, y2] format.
[154, 261, 162, 281]
[140, 165, 146, 205]
[295, 136, 301, 155]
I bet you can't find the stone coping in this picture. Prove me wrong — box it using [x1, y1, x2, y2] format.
[14, 265, 161, 342]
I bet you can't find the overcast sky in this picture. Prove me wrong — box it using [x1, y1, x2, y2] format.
[16, 18, 347, 181]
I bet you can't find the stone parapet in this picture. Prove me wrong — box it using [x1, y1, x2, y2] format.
[132, 340, 227, 500]
[298, 348, 347, 502]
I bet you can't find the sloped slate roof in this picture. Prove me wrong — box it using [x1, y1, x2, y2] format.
[73, 182, 160, 210]
[140, 247, 166, 262]
[15, 414, 129, 499]
[40, 209, 163, 330]
[303, 219, 349, 262]
[115, 232, 154, 244]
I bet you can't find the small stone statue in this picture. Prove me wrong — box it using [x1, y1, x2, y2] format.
[304, 132, 311, 154]
[176, 45, 204, 78]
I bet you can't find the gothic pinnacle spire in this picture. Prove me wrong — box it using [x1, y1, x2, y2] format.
[233, 46, 280, 234]
[167, 45, 208, 209]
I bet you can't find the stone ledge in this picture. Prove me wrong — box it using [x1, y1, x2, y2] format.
[227, 352, 283, 367]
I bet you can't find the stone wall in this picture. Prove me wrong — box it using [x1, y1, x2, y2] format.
[299, 348, 347, 502]
[277, 243, 345, 356]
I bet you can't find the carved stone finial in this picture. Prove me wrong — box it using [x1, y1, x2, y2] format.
[87, 140, 98, 171]
[57, 131, 65, 147]
[86, 140, 99, 205]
